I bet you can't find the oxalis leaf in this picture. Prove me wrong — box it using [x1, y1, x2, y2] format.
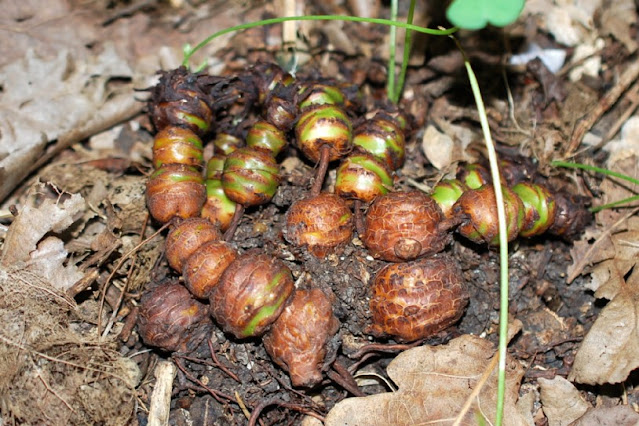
[446, 0, 525, 30]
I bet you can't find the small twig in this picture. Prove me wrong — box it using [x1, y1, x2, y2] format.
[98, 221, 170, 338]
[248, 397, 324, 426]
[148, 360, 176, 426]
[172, 357, 236, 404]
[565, 60, 639, 157]
[310, 145, 331, 197]
[119, 305, 139, 342]
[349, 340, 423, 360]
[451, 351, 500, 426]
[223, 204, 245, 242]
[208, 339, 241, 383]
[327, 360, 366, 397]
[235, 391, 252, 421]
[37, 370, 77, 414]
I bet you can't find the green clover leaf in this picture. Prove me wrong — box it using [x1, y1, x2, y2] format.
[446, 0, 525, 30]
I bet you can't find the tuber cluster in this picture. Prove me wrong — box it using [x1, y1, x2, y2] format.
[140, 62, 592, 386]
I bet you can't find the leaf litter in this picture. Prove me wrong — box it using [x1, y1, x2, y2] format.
[1, 0, 639, 424]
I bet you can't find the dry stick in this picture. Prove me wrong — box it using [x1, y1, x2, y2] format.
[567, 207, 639, 283]
[147, 360, 176, 426]
[37, 371, 77, 414]
[310, 145, 331, 197]
[248, 397, 324, 426]
[223, 204, 245, 242]
[207, 339, 241, 383]
[354, 200, 365, 236]
[565, 60, 639, 157]
[104, 212, 150, 333]
[331, 359, 366, 397]
[593, 80, 639, 151]
[451, 351, 500, 426]
[98, 221, 171, 338]
[172, 357, 236, 404]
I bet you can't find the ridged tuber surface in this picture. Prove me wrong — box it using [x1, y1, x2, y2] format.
[369, 254, 468, 342]
[362, 191, 453, 262]
[453, 184, 524, 245]
[146, 164, 206, 223]
[138, 282, 212, 352]
[183, 240, 237, 299]
[165, 218, 222, 272]
[210, 251, 295, 338]
[285, 193, 354, 258]
[263, 289, 340, 388]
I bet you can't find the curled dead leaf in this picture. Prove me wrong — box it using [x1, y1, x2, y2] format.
[324, 335, 527, 426]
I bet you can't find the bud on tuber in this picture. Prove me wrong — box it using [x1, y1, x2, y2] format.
[210, 252, 295, 339]
[263, 289, 340, 388]
[511, 182, 556, 238]
[352, 114, 405, 171]
[152, 126, 204, 170]
[295, 104, 353, 163]
[246, 120, 287, 156]
[457, 163, 491, 190]
[335, 152, 393, 203]
[149, 67, 213, 135]
[369, 254, 468, 342]
[222, 147, 281, 206]
[430, 179, 469, 219]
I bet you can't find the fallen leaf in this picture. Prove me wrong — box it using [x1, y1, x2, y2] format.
[571, 405, 639, 426]
[0, 43, 139, 202]
[25, 237, 84, 291]
[568, 267, 639, 385]
[538, 376, 589, 426]
[324, 335, 527, 425]
[1, 184, 85, 267]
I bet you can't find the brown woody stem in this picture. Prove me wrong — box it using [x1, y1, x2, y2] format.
[223, 204, 245, 242]
[310, 145, 331, 197]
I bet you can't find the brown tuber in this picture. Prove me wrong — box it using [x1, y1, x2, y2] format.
[138, 282, 212, 352]
[165, 218, 222, 272]
[369, 254, 468, 342]
[263, 289, 340, 388]
[285, 193, 353, 258]
[453, 184, 524, 245]
[210, 251, 295, 339]
[183, 240, 237, 299]
[362, 191, 455, 262]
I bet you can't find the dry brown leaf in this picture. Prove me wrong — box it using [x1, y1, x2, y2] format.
[568, 267, 639, 385]
[599, 0, 638, 53]
[571, 405, 639, 426]
[0, 43, 139, 202]
[1, 184, 85, 266]
[538, 376, 589, 426]
[324, 335, 527, 426]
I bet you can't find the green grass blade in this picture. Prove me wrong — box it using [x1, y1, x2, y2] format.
[182, 15, 458, 67]
[387, 0, 398, 102]
[392, 0, 416, 104]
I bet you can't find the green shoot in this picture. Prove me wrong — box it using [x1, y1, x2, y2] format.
[181, 15, 457, 68]
[393, 0, 417, 104]
[551, 161, 639, 213]
[446, 0, 526, 30]
[453, 37, 509, 425]
[387, 0, 398, 102]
